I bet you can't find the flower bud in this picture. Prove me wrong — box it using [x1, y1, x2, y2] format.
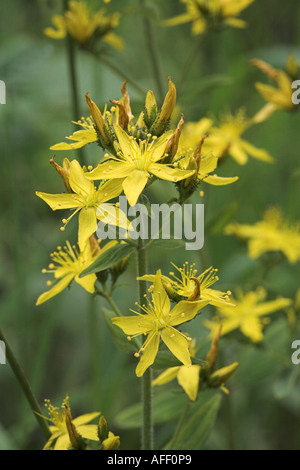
[50, 157, 72, 193]
[85, 92, 114, 148]
[152, 77, 176, 135]
[205, 326, 222, 369]
[208, 361, 239, 388]
[98, 415, 109, 442]
[102, 432, 120, 450]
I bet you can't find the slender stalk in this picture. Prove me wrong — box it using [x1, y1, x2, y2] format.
[87, 49, 146, 96]
[136, 237, 153, 450]
[63, 0, 84, 165]
[0, 329, 51, 440]
[139, 0, 165, 104]
[88, 296, 102, 410]
[104, 294, 122, 317]
[177, 35, 204, 97]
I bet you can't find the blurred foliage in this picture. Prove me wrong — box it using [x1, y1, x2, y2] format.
[0, 0, 300, 450]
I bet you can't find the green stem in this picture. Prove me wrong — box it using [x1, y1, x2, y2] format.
[177, 35, 204, 97]
[88, 296, 102, 410]
[88, 49, 146, 97]
[136, 237, 153, 450]
[0, 329, 51, 440]
[63, 0, 84, 165]
[139, 0, 165, 104]
[104, 294, 123, 317]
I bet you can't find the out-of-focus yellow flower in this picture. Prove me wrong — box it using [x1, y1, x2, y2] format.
[201, 109, 274, 165]
[50, 117, 97, 151]
[36, 159, 129, 250]
[112, 270, 209, 377]
[163, 0, 255, 35]
[138, 262, 235, 308]
[226, 207, 300, 263]
[204, 287, 292, 343]
[86, 125, 194, 206]
[42, 395, 100, 450]
[251, 56, 298, 122]
[44, 0, 124, 50]
[36, 238, 116, 305]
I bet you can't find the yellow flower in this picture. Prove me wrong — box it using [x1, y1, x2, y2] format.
[139, 262, 235, 308]
[36, 159, 129, 251]
[163, 0, 255, 35]
[152, 339, 200, 401]
[251, 56, 297, 122]
[86, 125, 195, 206]
[208, 362, 238, 393]
[36, 238, 116, 305]
[42, 395, 100, 450]
[226, 207, 300, 263]
[201, 109, 274, 165]
[50, 117, 97, 151]
[44, 0, 124, 50]
[176, 136, 239, 186]
[112, 270, 209, 377]
[204, 287, 292, 342]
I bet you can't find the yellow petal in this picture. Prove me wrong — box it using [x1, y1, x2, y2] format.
[78, 207, 97, 251]
[36, 192, 81, 210]
[54, 433, 71, 450]
[36, 273, 74, 305]
[86, 160, 132, 180]
[96, 204, 130, 230]
[73, 412, 101, 426]
[169, 299, 209, 326]
[152, 367, 181, 386]
[77, 424, 99, 441]
[240, 140, 274, 163]
[75, 273, 96, 293]
[136, 333, 160, 377]
[161, 327, 191, 367]
[112, 315, 153, 335]
[122, 170, 149, 206]
[69, 160, 94, 196]
[150, 163, 194, 182]
[177, 365, 200, 401]
[202, 174, 239, 185]
[152, 270, 171, 318]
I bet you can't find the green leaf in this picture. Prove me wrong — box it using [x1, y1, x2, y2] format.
[102, 308, 140, 353]
[80, 243, 135, 277]
[164, 393, 222, 450]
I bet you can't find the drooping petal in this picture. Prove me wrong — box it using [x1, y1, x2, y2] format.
[240, 139, 274, 163]
[78, 207, 98, 251]
[136, 333, 160, 377]
[161, 327, 191, 367]
[36, 273, 74, 305]
[202, 174, 239, 185]
[75, 272, 96, 293]
[177, 365, 201, 401]
[122, 170, 149, 206]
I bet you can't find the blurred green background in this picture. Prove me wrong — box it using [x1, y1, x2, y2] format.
[0, 0, 300, 450]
